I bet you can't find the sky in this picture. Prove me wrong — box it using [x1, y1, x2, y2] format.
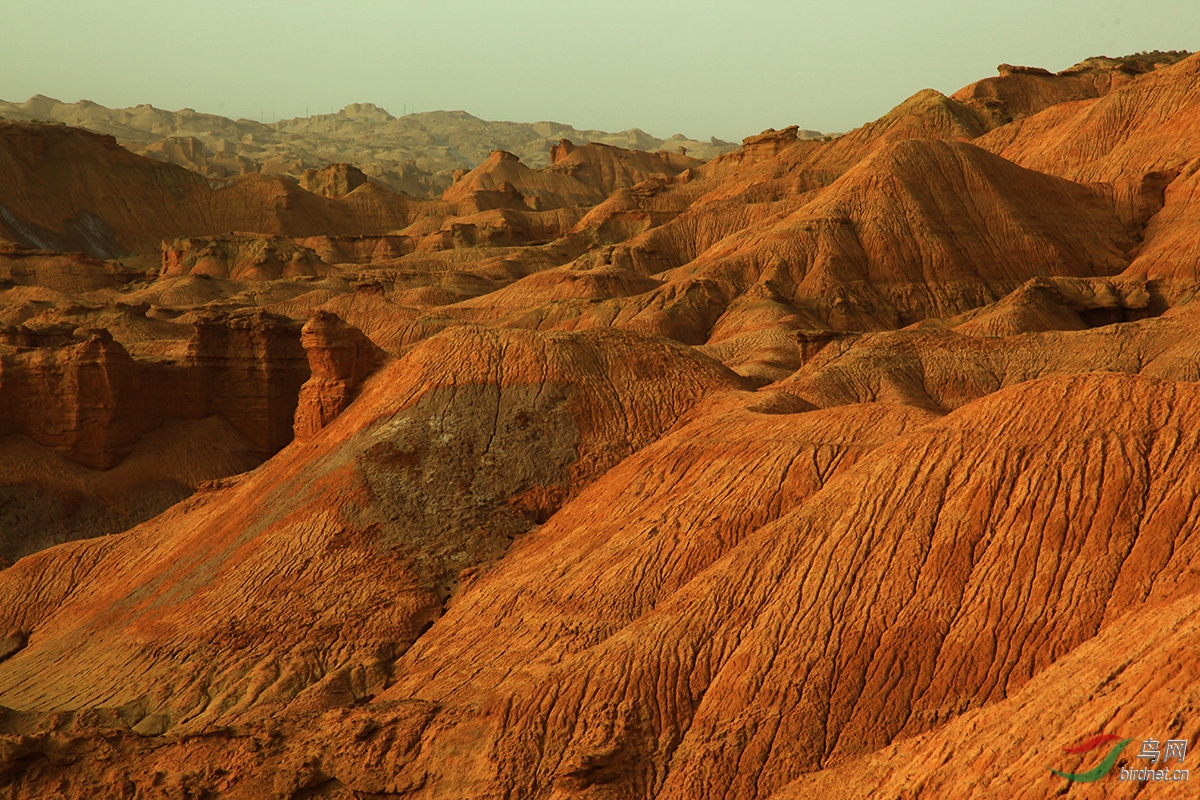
[2, 0, 1197, 142]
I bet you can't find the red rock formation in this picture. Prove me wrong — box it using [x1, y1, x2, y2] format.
[950, 53, 1191, 131]
[976, 51, 1200, 183]
[0, 312, 306, 472]
[0, 329, 140, 469]
[0, 326, 746, 751]
[0, 417, 263, 563]
[443, 141, 700, 211]
[3, 47, 1200, 800]
[184, 309, 308, 452]
[359, 374, 1200, 800]
[293, 311, 384, 439]
[161, 234, 333, 280]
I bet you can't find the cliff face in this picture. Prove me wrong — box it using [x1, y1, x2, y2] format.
[0, 312, 308, 562]
[298, 163, 370, 198]
[0, 311, 305, 467]
[0, 331, 138, 469]
[292, 310, 383, 440]
[184, 309, 309, 452]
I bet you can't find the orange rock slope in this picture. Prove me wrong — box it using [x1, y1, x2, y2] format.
[1, 50, 1199, 799]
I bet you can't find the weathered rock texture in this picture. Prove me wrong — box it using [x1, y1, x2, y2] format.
[0, 48, 1199, 800]
[292, 311, 384, 439]
[443, 142, 702, 210]
[0, 311, 307, 560]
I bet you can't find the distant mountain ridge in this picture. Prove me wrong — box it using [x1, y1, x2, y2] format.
[0, 96, 756, 197]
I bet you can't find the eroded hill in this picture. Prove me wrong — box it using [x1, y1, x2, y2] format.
[0, 50, 1198, 799]
[0, 97, 747, 197]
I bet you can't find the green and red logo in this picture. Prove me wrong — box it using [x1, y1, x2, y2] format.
[1049, 734, 1134, 782]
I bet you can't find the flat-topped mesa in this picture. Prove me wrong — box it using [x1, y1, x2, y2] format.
[293, 311, 384, 440]
[740, 125, 800, 159]
[996, 63, 1054, 77]
[299, 163, 370, 198]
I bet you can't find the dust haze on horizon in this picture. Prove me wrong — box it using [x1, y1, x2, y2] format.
[3, 0, 1197, 143]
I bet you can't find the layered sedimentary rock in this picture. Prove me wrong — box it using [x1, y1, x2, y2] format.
[0, 417, 262, 563]
[0, 327, 746, 745]
[443, 142, 701, 211]
[299, 163, 370, 198]
[0, 311, 307, 560]
[292, 311, 384, 439]
[0, 330, 142, 469]
[951, 51, 1192, 131]
[1, 47, 1200, 800]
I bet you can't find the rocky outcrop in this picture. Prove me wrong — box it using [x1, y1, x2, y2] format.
[0, 326, 747, 750]
[975, 51, 1200, 183]
[740, 125, 801, 159]
[948, 55, 1192, 132]
[777, 299, 1200, 412]
[0, 311, 306, 561]
[293, 311, 384, 439]
[0, 330, 141, 469]
[160, 235, 333, 280]
[3, 47, 1200, 800]
[184, 309, 308, 452]
[0, 310, 306, 467]
[443, 142, 701, 211]
[299, 163, 369, 198]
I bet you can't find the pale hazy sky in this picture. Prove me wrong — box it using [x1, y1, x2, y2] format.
[2, 0, 1196, 142]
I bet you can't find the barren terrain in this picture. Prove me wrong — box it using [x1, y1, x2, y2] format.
[0, 50, 1197, 798]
